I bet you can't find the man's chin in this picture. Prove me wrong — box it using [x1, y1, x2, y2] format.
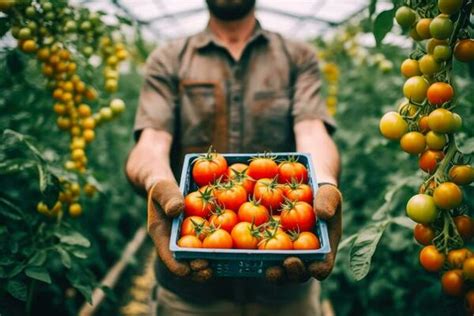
[206, 0, 256, 21]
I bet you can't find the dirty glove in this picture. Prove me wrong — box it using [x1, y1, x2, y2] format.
[265, 183, 342, 283]
[147, 179, 212, 282]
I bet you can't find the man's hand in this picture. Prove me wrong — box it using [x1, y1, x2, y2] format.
[265, 184, 342, 283]
[147, 179, 212, 282]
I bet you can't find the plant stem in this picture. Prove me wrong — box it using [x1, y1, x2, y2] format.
[26, 280, 36, 316]
[433, 134, 458, 182]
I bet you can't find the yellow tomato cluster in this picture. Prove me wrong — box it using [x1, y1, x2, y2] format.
[3, 1, 128, 218]
[382, 0, 474, 308]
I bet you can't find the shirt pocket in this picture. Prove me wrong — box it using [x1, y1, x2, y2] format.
[247, 89, 294, 151]
[179, 81, 217, 148]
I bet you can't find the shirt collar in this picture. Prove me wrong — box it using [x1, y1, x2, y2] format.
[193, 20, 270, 50]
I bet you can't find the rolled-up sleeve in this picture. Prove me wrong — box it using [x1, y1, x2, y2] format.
[290, 42, 336, 133]
[133, 46, 178, 140]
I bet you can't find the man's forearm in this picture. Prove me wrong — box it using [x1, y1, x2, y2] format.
[125, 128, 176, 192]
[294, 119, 340, 186]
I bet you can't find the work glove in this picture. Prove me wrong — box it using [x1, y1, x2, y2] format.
[147, 179, 212, 282]
[265, 183, 342, 283]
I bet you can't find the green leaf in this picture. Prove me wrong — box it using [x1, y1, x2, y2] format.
[7, 263, 25, 278]
[7, 280, 27, 301]
[27, 251, 48, 266]
[0, 158, 36, 175]
[71, 250, 88, 259]
[391, 216, 415, 229]
[338, 233, 357, 250]
[55, 230, 91, 248]
[0, 17, 10, 37]
[373, 9, 395, 46]
[0, 197, 23, 220]
[56, 248, 72, 269]
[350, 221, 388, 281]
[74, 284, 93, 304]
[368, 0, 377, 17]
[25, 266, 52, 284]
[0, 256, 15, 265]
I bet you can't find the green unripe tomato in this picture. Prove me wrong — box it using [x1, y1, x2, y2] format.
[395, 6, 417, 28]
[433, 45, 452, 62]
[18, 27, 32, 40]
[419, 54, 441, 76]
[406, 194, 439, 224]
[430, 14, 454, 40]
[403, 76, 429, 102]
[438, 0, 463, 15]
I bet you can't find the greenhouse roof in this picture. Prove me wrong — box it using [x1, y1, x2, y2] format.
[79, 0, 370, 41]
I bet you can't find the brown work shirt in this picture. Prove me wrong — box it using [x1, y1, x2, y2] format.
[134, 22, 335, 167]
[134, 22, 335, 304]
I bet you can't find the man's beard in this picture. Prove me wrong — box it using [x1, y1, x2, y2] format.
[206, 0, 256, 21]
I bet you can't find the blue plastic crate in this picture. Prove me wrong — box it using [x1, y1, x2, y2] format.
[170, 152, 331, 277]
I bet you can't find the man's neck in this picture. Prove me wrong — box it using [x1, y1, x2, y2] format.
[208, 11, 256, 60]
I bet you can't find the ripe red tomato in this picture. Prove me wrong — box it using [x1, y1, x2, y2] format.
[447, 248, 472, 269]
[192, 151, 228, 186]
[433, 182, 463, 210]
[213, 182, 247, 211]
[427, 82, 454, 106]
[419, 245, 445, 272]
[248, 157, 278, 180]
[280, 201, 316, 232]
[454, 215, 474, 241]
[202, 228, 233, 249]
[177, 235, 202, 248]
[225, 163, 248, 178]
[237, 200, 269, 226]
[226, 163, 255, 194]
[253, 178, 285, 211]
[184, 190, 214, 218]
[283, 182, 313, 204]
[277, 160, 308, 184]
[258, 231, 293, 250]
[413, 223, 435, 246]
[181, 216, 209, 240]
[231, 222, 260, 249]
[419, 150, 445, 173]
[292, 231, 320, 250]
[209, 208, 238, 233]
[441, 269, 464, 296]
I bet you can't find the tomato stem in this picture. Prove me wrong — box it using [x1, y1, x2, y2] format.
[433, 134, 458, 183]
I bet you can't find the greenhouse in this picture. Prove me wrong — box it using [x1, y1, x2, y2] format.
[0, 0, 473, 315]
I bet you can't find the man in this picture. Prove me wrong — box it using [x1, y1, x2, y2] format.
[125, 0, 342, 315]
